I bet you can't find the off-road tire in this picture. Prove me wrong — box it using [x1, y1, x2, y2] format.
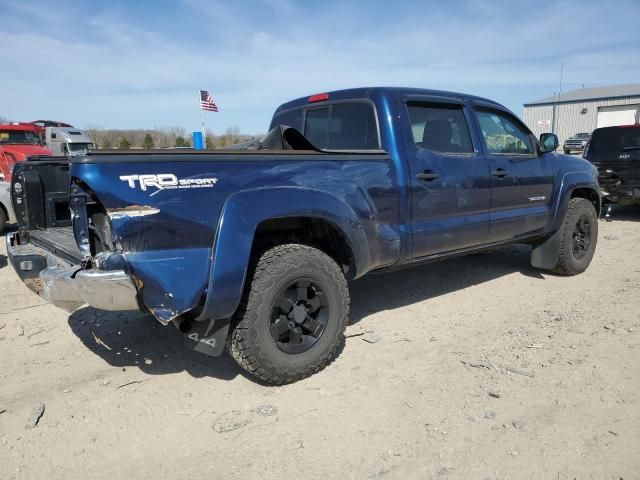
[552, 197, 598, 275]
[227, 244, 350, 384]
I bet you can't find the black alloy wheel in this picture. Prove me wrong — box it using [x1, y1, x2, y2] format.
[571, 215, 592, 260]
[550, 197, 598, 275]
[227, 243, 350, 384]
[269, 279, 328, 354]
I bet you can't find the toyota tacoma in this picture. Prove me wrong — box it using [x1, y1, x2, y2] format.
[7, 87, 600, 384]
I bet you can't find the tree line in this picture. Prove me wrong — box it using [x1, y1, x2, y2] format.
[0, 115, 262, 150]
[83, 126, 261, 149]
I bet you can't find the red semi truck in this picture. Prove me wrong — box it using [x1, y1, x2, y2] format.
[0, 124, 52, 181]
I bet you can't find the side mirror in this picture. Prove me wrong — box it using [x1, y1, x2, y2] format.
[539, 133, 559, 153]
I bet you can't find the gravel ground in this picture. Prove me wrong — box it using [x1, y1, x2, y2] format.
[0, 207, 639, 479]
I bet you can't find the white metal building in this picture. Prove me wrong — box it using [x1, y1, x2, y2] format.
[522, 83, 640, 146]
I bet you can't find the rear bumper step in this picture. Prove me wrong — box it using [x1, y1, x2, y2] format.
[7, 232, 140, 312]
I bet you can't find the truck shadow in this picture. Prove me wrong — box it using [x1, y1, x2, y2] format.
[349, 244, 542, 324]
[0, 254, 7, 269]
[67, 309, 246, 381]
[67, 244, 540, 381]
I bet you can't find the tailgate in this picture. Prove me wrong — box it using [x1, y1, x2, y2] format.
[8, 159, 80, 290]
[12, 159, 72, 231]
[29, 227, 83, 264]
[596, 151, 640, 184]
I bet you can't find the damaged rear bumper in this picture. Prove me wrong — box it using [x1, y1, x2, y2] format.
[7, 232, 140, 312]
[598, 172, 640, 205]
[40, 266, 140, 312]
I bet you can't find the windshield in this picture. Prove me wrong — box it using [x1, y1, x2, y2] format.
[67, 143, 94, 153]
[574, 133, 590, 139]
[586, 127, 640, 161]
[0, 130, 39, 145]
[68, 142, 93, 151]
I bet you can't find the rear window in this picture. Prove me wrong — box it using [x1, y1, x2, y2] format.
[270, 109, 304, 131]
[586, 127, 640, 161]
[271, 102, 379, 150]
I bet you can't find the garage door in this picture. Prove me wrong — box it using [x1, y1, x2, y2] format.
[596, 104, 640, 128]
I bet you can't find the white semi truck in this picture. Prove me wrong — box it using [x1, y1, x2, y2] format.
[45, 127, 95, 156]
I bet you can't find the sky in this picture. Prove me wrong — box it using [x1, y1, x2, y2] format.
[1, 0, 639, 134]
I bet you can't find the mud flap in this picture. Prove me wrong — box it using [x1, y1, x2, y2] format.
[530, 226, 563, 270]
[183, 318, 230, 357]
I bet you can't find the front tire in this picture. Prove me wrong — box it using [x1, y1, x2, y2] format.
[227, 244, 350, 384]
[552, 198, 598, 275]
[0, 207, 6, 234]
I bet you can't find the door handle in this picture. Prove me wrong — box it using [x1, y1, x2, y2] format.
[492, 168, 507, 178]
[417, 171, 439, 181]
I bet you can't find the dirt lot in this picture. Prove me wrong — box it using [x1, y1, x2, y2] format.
[1, 208, 639, 480]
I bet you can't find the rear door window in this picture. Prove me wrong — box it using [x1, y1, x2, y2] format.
[406, 102, 474, 153]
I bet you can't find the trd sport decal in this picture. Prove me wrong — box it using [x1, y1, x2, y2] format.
[119, 174, 218, 193]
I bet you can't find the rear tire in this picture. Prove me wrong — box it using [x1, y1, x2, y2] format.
[227, 244, 350, 384]
[552, 198, 598, 275]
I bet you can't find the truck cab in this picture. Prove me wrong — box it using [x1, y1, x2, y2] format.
[45, 127, 95, 157]
[0, 124, 52, 181]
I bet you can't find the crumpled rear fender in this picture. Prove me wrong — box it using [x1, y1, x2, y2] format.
[70, 160, 400, 325]
[70, 161, 224, 324]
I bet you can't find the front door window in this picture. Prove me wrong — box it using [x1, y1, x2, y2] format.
[476, 109, 534, 155]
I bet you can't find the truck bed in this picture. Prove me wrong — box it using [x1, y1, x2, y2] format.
[30, 227, 83, 264]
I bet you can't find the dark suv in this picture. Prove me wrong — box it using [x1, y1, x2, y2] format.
[563, 132, 590, 154]
[584, 125, 640, 205]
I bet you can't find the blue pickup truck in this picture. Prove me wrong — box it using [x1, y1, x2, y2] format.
[7, 87, 600, 384]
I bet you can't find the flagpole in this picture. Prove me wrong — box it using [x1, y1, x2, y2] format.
[199, 91, 206, 147]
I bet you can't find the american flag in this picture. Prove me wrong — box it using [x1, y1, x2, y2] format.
[199, 90, 219, 112]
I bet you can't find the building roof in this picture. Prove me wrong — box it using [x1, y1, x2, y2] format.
[524, 83, 640, 106]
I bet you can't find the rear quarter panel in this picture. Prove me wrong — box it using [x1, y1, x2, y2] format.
[71, 154, 402, 322]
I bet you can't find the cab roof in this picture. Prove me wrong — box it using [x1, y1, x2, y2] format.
[273, 86, 503, 115]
